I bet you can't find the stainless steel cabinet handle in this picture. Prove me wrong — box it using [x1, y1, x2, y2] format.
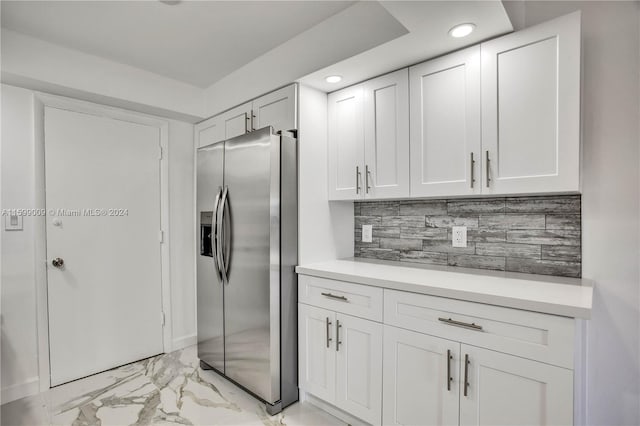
[52, 257, 64, 268]
[464, 354, 470, 396]
[365, 165, 372, 193]
[336, 319, 342, 351]
[485, 150, 491, 187]
[326, 317, 333, 348]
[470, 153, 476, 188]
[212, 187, 224, 282]
[446, 349, 453, 391]
[355, 166, 361, 194]
[438, 317, 483, 331]
[245, 113, 250, 133]
[251, 110, 256, 131]
[321, 292, 348, 302]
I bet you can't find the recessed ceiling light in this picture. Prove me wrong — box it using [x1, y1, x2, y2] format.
[325, 75, 342, 84]
[449, 23, 476, 38]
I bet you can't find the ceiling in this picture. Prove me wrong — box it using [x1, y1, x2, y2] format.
[299, 1, 514, 92]
[0, 0, 355, 88]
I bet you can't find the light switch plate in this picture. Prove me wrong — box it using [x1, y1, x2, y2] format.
[452, 226, 467, 247]
[5, 214, 23, 231]
[362, 224, 373, 243]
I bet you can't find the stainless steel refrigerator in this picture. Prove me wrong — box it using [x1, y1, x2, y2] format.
[196, 127, 298, 414]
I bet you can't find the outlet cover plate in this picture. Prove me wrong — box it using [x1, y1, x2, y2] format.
[452, 226, 467, 247]
[362, 225, 373, 243]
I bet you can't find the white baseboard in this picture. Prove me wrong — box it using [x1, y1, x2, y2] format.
[172, 333, 197, 351]
[1, 376, 40, 405]
[300, 390, 370, 426]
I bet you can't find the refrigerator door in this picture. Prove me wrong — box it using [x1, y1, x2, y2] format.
[222, 127, 280, 403]
[196, 142, 225, 372]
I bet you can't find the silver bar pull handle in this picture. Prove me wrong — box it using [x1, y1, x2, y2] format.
[321, 292, 348, 302]
[464, 354, 470, 397]
[365, 165, 372, 193]
[485, 150, 491, 187]
[216, 186, 230, 285]
[244, 113, 250, 133]
[470, 153, 476, 188]
[326, 317, 333, 348]
[336, 320, 342, 351]
[212, 187, 223, 282]
[355, 166, 361, 194]
[251, 110, 256, 131]
[438, 317, 483, 331]
[446, 349, 453, 391]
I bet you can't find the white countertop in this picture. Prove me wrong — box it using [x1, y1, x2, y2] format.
[295, 258, 593, 319]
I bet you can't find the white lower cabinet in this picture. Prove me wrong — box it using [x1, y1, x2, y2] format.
[298, 276, 576, 426]
[299, 304, 336, 402]
[298, 303, 383, 425]
[383, 326, 573, 426]
[459, 345, 573, 426]
[383, 326, 460, 426]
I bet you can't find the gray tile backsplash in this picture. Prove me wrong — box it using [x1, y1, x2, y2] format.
[354, 195, 582, 278]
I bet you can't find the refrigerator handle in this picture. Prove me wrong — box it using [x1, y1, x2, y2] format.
[212, 187, 224, 282]
[216, 186, 231, 284]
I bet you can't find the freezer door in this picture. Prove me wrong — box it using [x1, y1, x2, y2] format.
[196, 142, 225, 372]
[222, 127, 280, 403]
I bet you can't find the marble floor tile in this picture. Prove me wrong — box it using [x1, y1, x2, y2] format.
[1, 345, 346, 426]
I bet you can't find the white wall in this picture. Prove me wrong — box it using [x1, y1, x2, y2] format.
[513, 2, 640, 424]
[298, 85, 353, 264]
[1, 29, 204, 122]
[168, 121, 196, 348]
[0, 85, 39, 402]
[0, 84, 196, 403]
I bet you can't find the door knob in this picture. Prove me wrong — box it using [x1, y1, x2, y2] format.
[52, 258, 65, 268]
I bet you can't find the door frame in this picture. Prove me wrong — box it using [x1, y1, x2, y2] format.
[33, 93, 172, 391]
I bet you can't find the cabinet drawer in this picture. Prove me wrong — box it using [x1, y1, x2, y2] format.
[298, 275, 383, 322]
[384, 289, 574, 368]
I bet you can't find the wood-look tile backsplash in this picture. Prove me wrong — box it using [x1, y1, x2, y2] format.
[354, 195, 582, 278]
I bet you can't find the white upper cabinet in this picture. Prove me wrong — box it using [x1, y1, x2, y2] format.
[481, 12, 581, 194]
[195, 84, 297, 148]
[363, 69, 410, 199]
[196, 115, 224, 148]
[222, 102, 252, 141]
[410, 46, 481, 197]
[328, 85, 365, 200]
[252, 84, 297, 133]
[328, 70, 409, 200]
[459, 345, 573, 426]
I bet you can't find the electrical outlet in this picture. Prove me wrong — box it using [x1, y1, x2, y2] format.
[452, 226, 467, 248]
[362, 224, 373, 243]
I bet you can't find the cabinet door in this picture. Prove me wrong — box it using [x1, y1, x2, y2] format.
[363, 69, 410, 199]
[298, 304, 336, 403]
[328, 85, 365, 200]
[383, 326, 459, 426]
[335, 313, 383, 425]
[252, 84, 297, 133]
[481, 12, 581, 194]
[409, 46, 481, 197]
[221, 102, 252, 141]
[196, 115, 224, 148]
[459, 345, 573, 426]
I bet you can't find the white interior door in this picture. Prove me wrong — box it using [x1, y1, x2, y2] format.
[45, 106, 164, 386]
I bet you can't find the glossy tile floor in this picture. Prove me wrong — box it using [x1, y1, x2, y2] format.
[1, 346, 345, 426]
